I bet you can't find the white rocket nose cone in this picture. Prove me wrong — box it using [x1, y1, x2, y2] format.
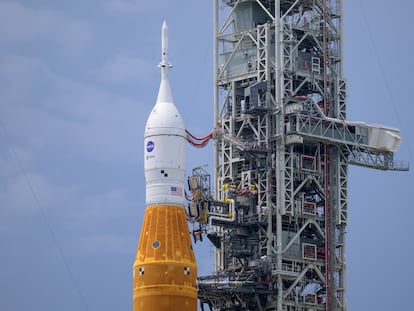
[157, 21, 173, 103]
[162, 21, 168, 56]
[144, 21, 186, 207]
[156, 77, 173, 104]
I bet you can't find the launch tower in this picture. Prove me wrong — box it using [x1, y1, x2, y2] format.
[193, 1, 408, 310]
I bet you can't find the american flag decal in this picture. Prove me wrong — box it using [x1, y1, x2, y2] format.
[170, 186, 183, 196]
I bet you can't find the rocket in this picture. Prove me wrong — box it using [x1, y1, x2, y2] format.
[133, 22, 197, 311]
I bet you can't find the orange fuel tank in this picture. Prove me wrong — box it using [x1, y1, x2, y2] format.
[135, 21, 197, 311]
[133, 204, 197, 311]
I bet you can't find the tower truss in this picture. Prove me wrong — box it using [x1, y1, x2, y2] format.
[194, 1, 408, 310]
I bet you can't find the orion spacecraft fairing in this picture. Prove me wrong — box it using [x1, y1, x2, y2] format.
[132, 22, 197, 311]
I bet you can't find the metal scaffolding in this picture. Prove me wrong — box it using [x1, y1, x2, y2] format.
[190, 1, 408, 310]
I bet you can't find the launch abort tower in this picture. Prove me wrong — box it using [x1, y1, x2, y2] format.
[196, 1, 408, 310]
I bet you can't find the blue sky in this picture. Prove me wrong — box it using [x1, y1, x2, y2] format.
[0, 1, 412, 310]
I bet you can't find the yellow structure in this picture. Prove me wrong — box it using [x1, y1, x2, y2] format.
[133, 204, 197, 311]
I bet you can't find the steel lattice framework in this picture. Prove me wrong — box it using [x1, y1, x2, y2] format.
[193, 1, 408, 310]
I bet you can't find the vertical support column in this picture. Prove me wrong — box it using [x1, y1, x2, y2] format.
[333, 147, 347, 310]
[213, 0, 219, 210]
[274, 1, 284, 310]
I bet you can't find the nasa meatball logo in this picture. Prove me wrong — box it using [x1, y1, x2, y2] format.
[146, 140, 155, 153]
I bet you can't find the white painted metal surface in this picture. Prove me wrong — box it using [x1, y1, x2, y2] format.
[144, 22, 186, 206]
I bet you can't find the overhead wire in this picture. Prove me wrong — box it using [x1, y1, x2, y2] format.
[357, 0, 413, 162]
[0, 118, 90, 311]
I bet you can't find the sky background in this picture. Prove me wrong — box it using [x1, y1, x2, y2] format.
[0, 0, 412, 310]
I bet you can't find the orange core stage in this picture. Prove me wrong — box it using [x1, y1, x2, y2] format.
[133, 204, 197, 311]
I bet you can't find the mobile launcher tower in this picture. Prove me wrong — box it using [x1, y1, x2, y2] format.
[190, 1, 409, 311]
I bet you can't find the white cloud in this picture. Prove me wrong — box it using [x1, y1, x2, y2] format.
[0, 1, 93, 49]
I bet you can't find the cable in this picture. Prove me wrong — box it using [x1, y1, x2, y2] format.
[185, 129, 213, 141]
[0, 118, 90, 311]
[185, 129, 213, 148]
